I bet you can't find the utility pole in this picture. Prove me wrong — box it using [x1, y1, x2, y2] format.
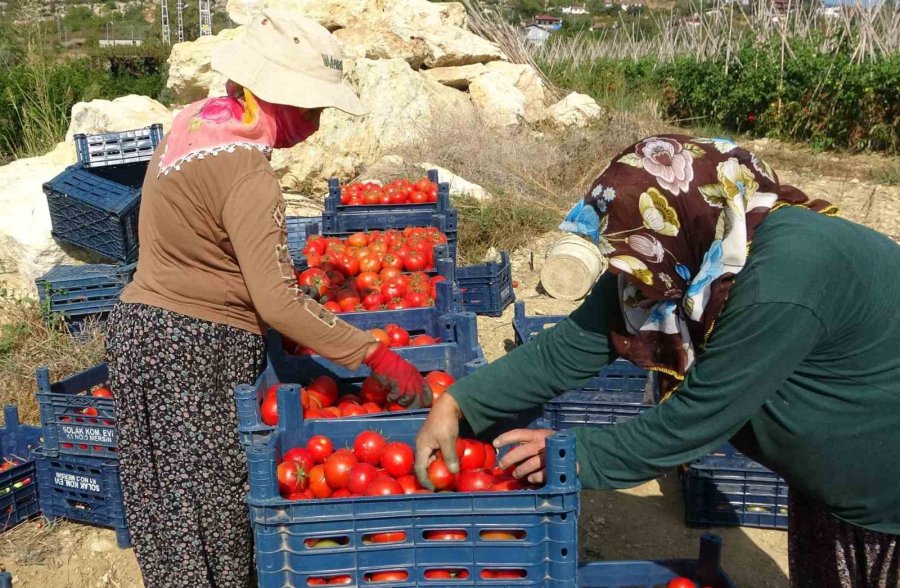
[161, 0, 171, 44]
[198, 0, 212, 36]
[176, 0, 184, 43]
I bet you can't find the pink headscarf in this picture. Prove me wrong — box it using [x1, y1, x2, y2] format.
[158, 86, 318, 176]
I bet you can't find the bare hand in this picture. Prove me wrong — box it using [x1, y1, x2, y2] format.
[494, 428, 555, 485]
[414, 394, 462, 489]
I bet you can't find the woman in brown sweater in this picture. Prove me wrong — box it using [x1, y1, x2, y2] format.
[105, 11, 430, 587]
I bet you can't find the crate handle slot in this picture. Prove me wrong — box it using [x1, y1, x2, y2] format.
[423, 529, 467, 541]
[479, 529, 526, 541]
[424, 568, 470, 580]
[304, 536, 350, 549]
[364, 570, 409, 583]
[362, 531, 406, 544]
[480, 569, 527, 580]
[307, 574, 352, 585]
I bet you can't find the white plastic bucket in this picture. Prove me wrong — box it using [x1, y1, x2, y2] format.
[540, 235, 607, 301]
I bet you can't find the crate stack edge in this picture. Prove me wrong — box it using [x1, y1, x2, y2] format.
[0, 405, 42, 534]
[34, 365, 130, 547]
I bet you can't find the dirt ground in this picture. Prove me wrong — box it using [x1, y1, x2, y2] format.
[2, 143, 897, 587]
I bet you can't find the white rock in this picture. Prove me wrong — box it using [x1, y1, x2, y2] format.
[66, 95, 174, 141]
[483, 61, 547, 122]
[166, 26, 244, 104]
[227, 0, 466, 30]
[334, 25, 430, 69]
[423, 63, 487, 89]
[417, 27, 506, 68]
[469, 70, 527, 127]
[544, 92, 604, 128]
[421, 162, 491, 200]
[0, 142, 79, 297]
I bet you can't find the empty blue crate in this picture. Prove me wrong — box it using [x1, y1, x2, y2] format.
[545, 387, 654, 431]
[682, 445, 788, 531]
[578, 534, 736, 588]
[512, 300, 565, 346]
[74, 124, 163, 168]
[35, 364, 117, 459]
[1, 406, 42, 534]
[36, 263, 135, 332]
[44, 124, 162, 263]
[35, 449, 130, 548]
[457, 251, 515, 317]
[241, 385, 580, 588]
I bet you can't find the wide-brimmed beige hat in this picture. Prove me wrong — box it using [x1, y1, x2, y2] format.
[212, 9, 366, 116]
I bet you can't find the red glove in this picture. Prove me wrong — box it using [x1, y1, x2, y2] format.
[363, 343, 432, 409]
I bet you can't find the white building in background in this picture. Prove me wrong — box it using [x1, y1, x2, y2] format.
[523, 23, 553, 45]
[561, 5, 590, 14]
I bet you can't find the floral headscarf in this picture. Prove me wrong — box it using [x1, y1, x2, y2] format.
[158, 85, 318, 176]
[561, 134, 837, 399]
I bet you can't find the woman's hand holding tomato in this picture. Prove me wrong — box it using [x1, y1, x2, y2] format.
[414, 392, 462, 489]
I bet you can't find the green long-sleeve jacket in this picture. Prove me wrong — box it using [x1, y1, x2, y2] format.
[450, 207, 900, 535]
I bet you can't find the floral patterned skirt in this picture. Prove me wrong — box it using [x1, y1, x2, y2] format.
[105, 302, 265, 588]
[789, 489, 900, 588]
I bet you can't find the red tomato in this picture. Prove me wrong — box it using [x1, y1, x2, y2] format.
[277, 461, 308, 496]
[424, 570, 452, 580]
[386, 326, 410, 347]
[423, 530, 467, 541]
[403, 250, 427, 272]
[395, 474, 423, 495]
[365, 531, 406, 544]
[91, 387, 113, 398]
[410, 334, 438, 346]
[381, 254, 403, 271]
[427, 459, 457, 491]
[337, 394, 362, 405]
[415, 178, 432, 192]
[359, 256, 381, 274]
[370, 328, 390, 347]
[82, 407, 99, 417]
[483, 443, 497, 470]
[409, 191, 429, 204]
[490, 477, 524, 492]
[305, 253, 323, 268]
[340, 404, 367, 417]
[380, 442, 414, 478]
[324, 450, 358, 489]
[347, 232, 368, 247]
[456, 469, 494, 492]
[356, 271, 381, 293]
[380, 280, 406, 300]
[307, 464, 332, 497]
[338, 256, 360, 277]
[323, 301, 343, 313]
[362, 402, 383, 414]
[388, 190, 407, 204]
[283, 447, 314, 472]
[404, 290, 428, 307]
[332, 488, 352, 498]
[430, 382, 447, 402]
[426, 371, 455, 388]
[365, 478, 404, 496]
[456, 439, 487, 472]
[362, 190, 381, 205]
[353, 430, 387, 465]
[366, 570, 408, 583]
[385, 402, 406, 412]
[481, 569, 526, 580]
[667, 579, 698, 588]
[324, 269, 345, 288]
[327, 575, 353, 585]
[303, 237, 326, 256]
[260, 393, 279, 425]
[346, 463, 380, 495]
[308, 376, 338, 407]
[298, 268, 332, 296]
[360, 376, 390, 406]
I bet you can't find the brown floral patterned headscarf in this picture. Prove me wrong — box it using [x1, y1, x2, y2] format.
[560, 134, 837, 398]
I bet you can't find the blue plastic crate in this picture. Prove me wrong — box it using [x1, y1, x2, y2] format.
[545, 388, 654, 431]
[512, 301, 565, 346]
[285, 215, 322, 267]
[0, 406, 41, 534]
[0, 571, 10, 587]
[578, 535, 736, 588]
[682, 445, 788, 531]
[35, 263, 135, 331]
[34, 449, 130, 548]
[238, 310, 486, 448]
[43, 162, 145, 263]
[74, 124, 163, 169]
[242, 385, 580, 588]
[456, 251, 515, 317]
[35, 364, 117, 459]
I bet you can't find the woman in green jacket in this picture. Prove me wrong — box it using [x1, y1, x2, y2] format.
[416, 135, 900, 587]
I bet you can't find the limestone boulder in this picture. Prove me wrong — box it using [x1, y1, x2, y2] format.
[469, 62, 548, 127]
[422, 63, 487, 90]
[227, 0, 467, 30]
[166, 26, 244, 104]
[334, 25, 430, 69]
[0, 142, 80, 297]
[66, 95, 174, 141]
[422, 163, 491, 200]
[417, 27, 505, 68]
[544, 92, 605, 128]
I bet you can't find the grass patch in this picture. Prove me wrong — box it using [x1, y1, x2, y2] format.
[0, 296, 104, 425]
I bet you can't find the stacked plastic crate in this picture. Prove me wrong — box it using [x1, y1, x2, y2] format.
[38, 125, 162, 333]
[0, 406, 42, 535]
[513, 301, 789, 532]
[33, 365, 130, 548]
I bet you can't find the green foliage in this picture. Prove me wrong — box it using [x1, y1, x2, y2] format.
[542, 40, 900, 154]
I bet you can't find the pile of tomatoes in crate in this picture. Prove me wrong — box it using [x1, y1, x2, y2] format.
[260, 370, 454, 424]
[287, 324, 440, 357]
[57, 384, 114, 451]
[0, 459, 32, 498]
[276, 428, 536, 501]
[296, 227, 450, 313]
[338, 177, 438, 206]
